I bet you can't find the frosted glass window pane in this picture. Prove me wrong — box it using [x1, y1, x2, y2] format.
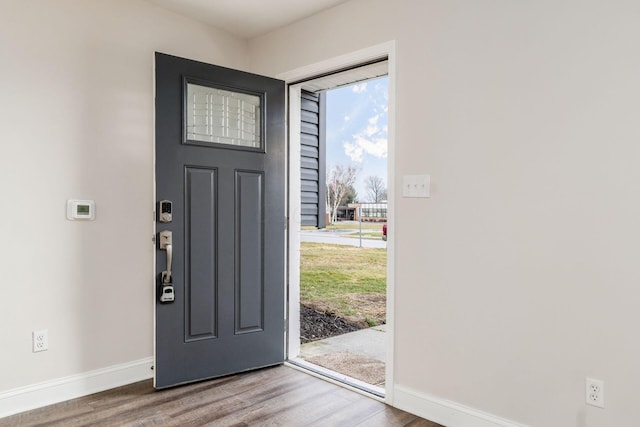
[186, 83, 261, 148]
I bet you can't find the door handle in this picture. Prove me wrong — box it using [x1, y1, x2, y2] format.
[159, 230, 172, 284]
[158, 230, 174, 303]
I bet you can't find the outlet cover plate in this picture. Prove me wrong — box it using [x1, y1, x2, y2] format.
[586, 377, 604, 408]
[33, 329, 48, 353]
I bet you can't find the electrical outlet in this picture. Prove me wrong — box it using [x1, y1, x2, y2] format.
[32, 329, 48, 353]
[586, 377, 604, 408]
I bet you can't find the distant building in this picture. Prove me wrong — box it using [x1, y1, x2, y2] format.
[331, 202, 388, 222]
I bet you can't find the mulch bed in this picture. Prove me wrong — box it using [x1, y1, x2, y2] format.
[299, 305, 360, 344]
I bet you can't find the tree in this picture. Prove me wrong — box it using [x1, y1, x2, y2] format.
[364, 175, 387, 203]
[326, 164, 359, 224]
[345, 185, 358, 204]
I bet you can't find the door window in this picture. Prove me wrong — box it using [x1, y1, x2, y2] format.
[185, 81, 262, 149]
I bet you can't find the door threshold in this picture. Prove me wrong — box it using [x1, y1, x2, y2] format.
[286, 358, 385, 400]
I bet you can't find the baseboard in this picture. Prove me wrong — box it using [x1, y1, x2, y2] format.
[393, 385, 528, 427]
[0, 357, 153, 419]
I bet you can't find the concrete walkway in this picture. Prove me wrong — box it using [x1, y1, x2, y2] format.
[299, 324, 387, 362]
[300, 230, 387, 248]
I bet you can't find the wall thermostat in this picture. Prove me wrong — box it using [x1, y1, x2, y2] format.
[67, 200, 95, 221]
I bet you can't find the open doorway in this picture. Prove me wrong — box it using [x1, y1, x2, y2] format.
[286, 58, 390, 397]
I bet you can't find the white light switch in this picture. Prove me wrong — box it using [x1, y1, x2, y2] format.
[402, 175, 430, 198]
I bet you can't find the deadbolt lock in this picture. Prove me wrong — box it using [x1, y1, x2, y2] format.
[158, 200, 172, 223]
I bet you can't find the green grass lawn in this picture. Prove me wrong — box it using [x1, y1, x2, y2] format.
[300, 242, 387, 326]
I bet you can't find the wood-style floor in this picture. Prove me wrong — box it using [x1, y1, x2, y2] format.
[1, 365, 442, 427]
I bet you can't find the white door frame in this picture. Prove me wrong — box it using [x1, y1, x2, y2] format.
[277, 41, 397, 405]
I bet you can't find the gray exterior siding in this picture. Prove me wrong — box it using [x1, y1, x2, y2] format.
[300, 90, 326, 228]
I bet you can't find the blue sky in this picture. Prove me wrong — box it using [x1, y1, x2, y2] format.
[325, 77, 388, 202]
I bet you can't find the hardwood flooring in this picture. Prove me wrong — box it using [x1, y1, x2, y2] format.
[1, 365, 442, 427]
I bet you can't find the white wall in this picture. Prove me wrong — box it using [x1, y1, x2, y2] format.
[249, 1, 640, 426]
[2, 1, 639, 425]
[0, 0, 248, 394]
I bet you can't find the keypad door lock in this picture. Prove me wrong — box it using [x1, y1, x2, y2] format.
[158, 200, 172, 223]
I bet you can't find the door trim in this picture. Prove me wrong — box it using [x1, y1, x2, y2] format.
[277, 40, 397, 405]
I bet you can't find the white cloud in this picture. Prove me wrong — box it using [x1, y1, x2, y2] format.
[343, 112, 388, 162]
[352, 83, 368, 93]
[339, 79, 389, 163]
[365, 115, 380, 137]
[343, 136, 387, 162]
[343, 141, 364, 162]
[356, 135, 388, 158]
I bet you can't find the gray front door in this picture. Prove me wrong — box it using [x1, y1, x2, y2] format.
[154, 53, 285, 389]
